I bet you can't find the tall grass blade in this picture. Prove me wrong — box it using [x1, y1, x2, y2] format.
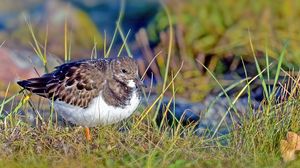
[117, 29, 131, 57]
[154, 2, 173, 123]
[248, 31, 269, 101]
[270, 43, 287, 100]
[211, 67, 268, 138]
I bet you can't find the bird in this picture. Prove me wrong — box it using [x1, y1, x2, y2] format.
[17, 56, 144, 140]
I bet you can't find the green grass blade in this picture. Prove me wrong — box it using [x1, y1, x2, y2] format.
[248, 31, 270, 101]
[105, 27, 118, 58]
[196, 60, 238, 114]
[211, 67, 268, 139]
[0, 83, 11, 116]
[117, 29, 131, 57]
[265, 48, 271, 94]
[270, 43, 287, 100]
[154, 2, 173, 124]
[103, 30, 107, 56]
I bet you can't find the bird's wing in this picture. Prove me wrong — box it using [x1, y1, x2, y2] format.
[17, 59, 108, 108]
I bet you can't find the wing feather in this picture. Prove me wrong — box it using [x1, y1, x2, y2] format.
[17, 59, 108, 108]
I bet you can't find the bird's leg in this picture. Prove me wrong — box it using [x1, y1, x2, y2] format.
[85, 127, 92, 141]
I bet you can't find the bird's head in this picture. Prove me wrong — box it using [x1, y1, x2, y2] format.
[110, 57, 144, 88]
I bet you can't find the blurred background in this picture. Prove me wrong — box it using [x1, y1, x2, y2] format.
[0, 0, 160, 90]
[0, 0, 300, 102]
[1, 1, 300, 165]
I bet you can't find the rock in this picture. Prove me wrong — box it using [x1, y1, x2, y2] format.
[0, 47, 62, 85]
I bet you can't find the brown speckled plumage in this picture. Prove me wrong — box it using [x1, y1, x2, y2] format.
[18, 57, 142, 109]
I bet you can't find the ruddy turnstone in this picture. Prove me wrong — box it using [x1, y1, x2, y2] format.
[17, 57, 144, 140]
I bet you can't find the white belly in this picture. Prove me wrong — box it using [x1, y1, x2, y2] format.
[54, 91, 140, 127]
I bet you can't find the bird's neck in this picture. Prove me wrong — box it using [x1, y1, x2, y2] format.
[102, 78, 134, 108]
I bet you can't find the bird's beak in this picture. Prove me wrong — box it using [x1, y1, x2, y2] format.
[135, 78, 146, 88]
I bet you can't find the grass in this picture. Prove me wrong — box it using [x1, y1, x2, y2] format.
[1, 2, 300, 168]
[0, 109, 298, 168]
[1, 53, 300, 168]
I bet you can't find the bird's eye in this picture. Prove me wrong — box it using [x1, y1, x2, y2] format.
[121, 69, 127, 73]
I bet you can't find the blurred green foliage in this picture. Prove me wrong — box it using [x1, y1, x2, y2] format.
[148, 0, 300, 64]
[147, 0, 300, 101]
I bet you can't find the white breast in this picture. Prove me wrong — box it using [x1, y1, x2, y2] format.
[54, 91, 140, 127]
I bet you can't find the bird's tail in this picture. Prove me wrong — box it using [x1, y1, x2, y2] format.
[17, 77, 49, 98]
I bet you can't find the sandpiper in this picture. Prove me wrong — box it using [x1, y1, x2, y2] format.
[17, 56, 144, 140]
